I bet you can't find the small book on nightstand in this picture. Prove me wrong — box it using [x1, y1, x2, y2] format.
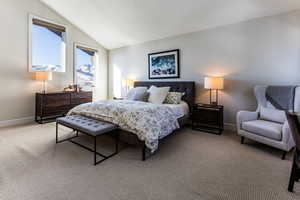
[191, 103, 224, 135]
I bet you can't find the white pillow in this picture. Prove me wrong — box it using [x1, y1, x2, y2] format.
[260, 106, 286, 124]
[148, 85, 170, 104]
[125, 87, 147, 100]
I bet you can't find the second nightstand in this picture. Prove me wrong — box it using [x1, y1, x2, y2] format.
[191, 103, 224, 135]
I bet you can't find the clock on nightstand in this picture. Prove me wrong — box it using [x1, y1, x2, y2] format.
[191, 103, 224, 135]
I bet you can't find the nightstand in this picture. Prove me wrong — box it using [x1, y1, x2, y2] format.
[191, 103, 224, 135]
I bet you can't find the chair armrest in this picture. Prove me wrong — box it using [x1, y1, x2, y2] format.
[236, 111, 259, 130]
[282, 121, 295, 147]
[237, 110, 259, 122]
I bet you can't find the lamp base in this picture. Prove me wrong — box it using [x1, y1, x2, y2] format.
[210, 101, 218, 105]
[42, 80, 47, 94]
[209, 89, 219, 106]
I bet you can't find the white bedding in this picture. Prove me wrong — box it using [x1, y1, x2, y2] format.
[163, 101, 190, 118]
[68, 100, 189, 152]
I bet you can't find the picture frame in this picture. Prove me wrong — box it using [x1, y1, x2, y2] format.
[148, 49, 180, 79]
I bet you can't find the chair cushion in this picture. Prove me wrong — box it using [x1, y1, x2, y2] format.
[242, 120, 283, 141]
[260, 106, 286, 124]
[57, 115, 117, 136]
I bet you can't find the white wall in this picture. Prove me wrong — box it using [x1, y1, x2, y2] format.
[0, 0, 108, 123]
[109, 10, 300, 125]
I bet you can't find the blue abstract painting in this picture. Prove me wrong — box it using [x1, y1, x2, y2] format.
[148, 49, 179, 79]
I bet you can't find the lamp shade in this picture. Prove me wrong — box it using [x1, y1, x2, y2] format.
[126, 79, 135, 88]
[204, 77, 224, 90]
[33, 71, 52, 81]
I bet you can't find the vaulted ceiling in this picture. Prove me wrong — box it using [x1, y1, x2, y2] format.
[41, 0, 300, 49]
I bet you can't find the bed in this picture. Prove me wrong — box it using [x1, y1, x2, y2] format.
[68, 81, 195, 160]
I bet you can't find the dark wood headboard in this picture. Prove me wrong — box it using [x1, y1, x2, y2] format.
[134, 81, 195, 107]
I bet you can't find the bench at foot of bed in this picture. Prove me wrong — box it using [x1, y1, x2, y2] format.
[56, 115, 119, 165]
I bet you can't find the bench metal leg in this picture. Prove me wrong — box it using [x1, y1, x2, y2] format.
[56, 122, 79, 144]
[94, 136, 97, 165]
[93, 130, 119, 165]
[56, 122, 120, 165]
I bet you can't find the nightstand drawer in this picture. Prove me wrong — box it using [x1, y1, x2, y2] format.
[191, 103, 224, 135]
[43, 106, 70, 116]
[71, 98, 91, 105]
[71, 92, 92, 99]
[35, 91, 93, 124]
[192, 114, 220, 124]
[44, 94, 70, 107]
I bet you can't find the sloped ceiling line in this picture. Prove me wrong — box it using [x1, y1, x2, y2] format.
[41, 0, 300, 49]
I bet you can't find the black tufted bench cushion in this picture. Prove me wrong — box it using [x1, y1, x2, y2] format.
[57, 115, 117, 136]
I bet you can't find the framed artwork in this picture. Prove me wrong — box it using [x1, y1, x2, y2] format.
[148, 49, 180, 79]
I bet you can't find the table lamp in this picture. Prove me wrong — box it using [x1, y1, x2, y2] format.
[126, 79, 135, 92]
[204, 77, 224, 105]
[126, 79, 134, 88]
[33, 71, 52, 93]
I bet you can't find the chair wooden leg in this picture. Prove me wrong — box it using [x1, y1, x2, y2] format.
[288, 156, 297, 192]
[296, 167, 300, 182]
[241, 136, 245, 144]
[282, 151, 287, 160]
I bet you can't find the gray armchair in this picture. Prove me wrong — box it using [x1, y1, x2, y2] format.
[237, 86, 300, 159]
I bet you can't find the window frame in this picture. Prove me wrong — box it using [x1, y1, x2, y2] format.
[73, 43, 99, 88]
[28, 14, 68, 72]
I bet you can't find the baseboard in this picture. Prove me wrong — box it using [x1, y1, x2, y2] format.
[224, 122, 236, 132]
[0, 116, 35, 128]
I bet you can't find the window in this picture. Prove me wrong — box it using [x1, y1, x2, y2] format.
[29, 15, 67, 72]
[74, 44, 98, 91]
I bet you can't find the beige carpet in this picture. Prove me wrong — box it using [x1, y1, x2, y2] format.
[0, 122, 300, 200]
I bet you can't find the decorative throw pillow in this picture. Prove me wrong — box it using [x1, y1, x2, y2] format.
[148, 85, 170, 104]
[125, 87, 147, 100]
[139, 92, 150, 102]
[132, 91, 150, 102]
[164, 92, 184, 104]
[260, 106, 286, 124]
